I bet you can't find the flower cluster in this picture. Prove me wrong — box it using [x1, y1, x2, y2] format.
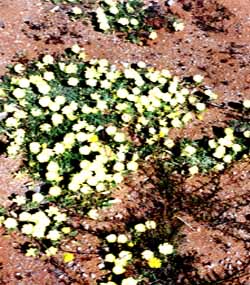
[0, 45, 214, 255]
[95, 0, 184, 44]
[99, 220, 174, 285]
[164, 120, 250, 175]
[0, 191, 71, 257]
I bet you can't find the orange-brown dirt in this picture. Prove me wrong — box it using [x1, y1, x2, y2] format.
[1, 0, 250, 284]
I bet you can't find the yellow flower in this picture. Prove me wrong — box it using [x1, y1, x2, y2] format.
[189, 165, 199, 175]
[145, 220, 156, 229]
[121, 277, 138, 285]
[113, 173, 123, 184]
[127, 161, 138, 171]
[39, 96, 51, 107]
[173, 21, 185, 31]
[26, 248, 37, 257]
[47, 229, 61, 241]
[37, 81, 51, 95]
[4, 217, 18, 229]
[113, 162, 125, 172]
[51, 113, 64, 126]
[88, 209, 99, 220]
[45, 246, 58, 257]
[63, 252, 75, 263]
[64, 63, 78, 74]
[148, 257, 162, 268]
[43, 54, 54, 65]
[223, 154, 232, 163]
[106, 125, 117, 136]
[49, 102, 60, 112]
[232, 144, 242, 152]
[134, 223, 146, 233]
[159, 127, 169, 138]
[54, 142, 65, 154]
[105, 253, 116, 263]
[37, 148, 53, 163]
[114, 132, 126, 142]
[88, 134, 99, 143]
[29, 142, 41, 154]
[193, 74, 203, 83]
[117, 88, 129, 99]
[213, 145, 226, 159]
[118, 17, 129, 26]
[43, 71, 55, 81]
[19, 78, 30, 88]
[182, 145, 196, 157]
[109, 5, 119, 14]
[49, 186, 62, 196]
[141, 250, 154, 260]
[106, 234, 117, 243]
[243, 99, 250, 108]
[158, 242, 174, 255]
[149, 31, 157, 40]
[32, 192, 44, 203]
[112, 265, 126, 275]
[13, 88, 26, 99]
[14, 63, 25, 74]
[61, 227, 71, 234]
[72, 6, 82, 15]
[55, 95, 66, 105]
[117, 234, 128, 244]
[196, 102, 206, 111]
[68, 77, 79, 86]
[21, 223, 34, 235]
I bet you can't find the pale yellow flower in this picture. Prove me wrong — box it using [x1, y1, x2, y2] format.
[158, 242, 174, 255]
[141, 250, 154, 260]
[112, 265, 125, 275]
[134, 223, 146, 232]
[106, 234, 117, 243]
[4, 217, 18, 229]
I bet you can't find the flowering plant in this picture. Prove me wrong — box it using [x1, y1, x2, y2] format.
[98, 220, 175, 284]
[94, 0, 184, 44]
[0, 45, 214, 257]
[164, 121, 250, 175]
